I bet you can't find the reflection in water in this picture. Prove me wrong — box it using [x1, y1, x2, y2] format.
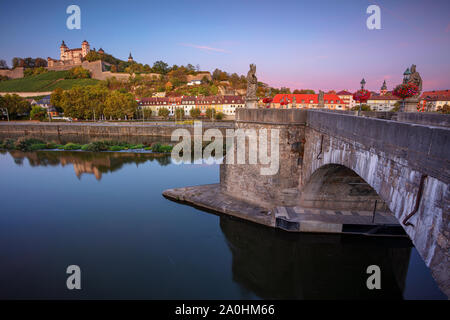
[0, 150, 445, 299]
[5, 150, 171, 180]
[221, 216, 412, 299]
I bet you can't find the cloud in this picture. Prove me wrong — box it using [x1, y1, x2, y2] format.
[179, 43, 229, 53]
[446, 23, 450, 32]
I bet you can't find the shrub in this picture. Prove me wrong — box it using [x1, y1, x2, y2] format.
[108, 145, 123, 151]
[29, 143, 47, 151]
[151, 143, 173, 153]
[62, 143, 81, 150]
[65, 66, 91, 79]
[158, 107, 170, 119]
[46, 142, 58, 149]
[1, 139, 16, 149]
[81, 141, 109, 152]
[130, 144, 144, 149]
[215, 112, 224, 120]
[15, 138, 45, 151]
[189, 108, 201, 119]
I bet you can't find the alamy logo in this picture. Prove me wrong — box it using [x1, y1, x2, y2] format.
[171, 121, 280, 175]
[366, 265, 381, 290]
[66, 265, 81, 290]
[66, 5, 81, 30]
[366, 5, 381, 30]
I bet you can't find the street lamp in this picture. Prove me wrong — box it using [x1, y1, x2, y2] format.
[358, 78, 366, 116]
[403, 68, 411, 84]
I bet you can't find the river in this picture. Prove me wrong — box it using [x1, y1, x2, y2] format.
[0, 150, 445, 299]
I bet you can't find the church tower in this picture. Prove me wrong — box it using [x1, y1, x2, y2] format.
[60, 40, 68, 60]
[128, 52, 134, 62]
[380, 80, 387, 95]
[81, 40, 90, 57]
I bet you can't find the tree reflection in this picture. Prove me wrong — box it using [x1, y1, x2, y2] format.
[7, 150, 172, 180]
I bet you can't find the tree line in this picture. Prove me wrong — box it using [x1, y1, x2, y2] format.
[0, 94, 32, 119]
[51, 85, 137, 120]
[11, 57, 47, 69]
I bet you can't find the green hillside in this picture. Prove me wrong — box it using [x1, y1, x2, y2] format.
[0, 70, 99, 92]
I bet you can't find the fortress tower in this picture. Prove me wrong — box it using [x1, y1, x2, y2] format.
[60, 40, 68, 60]
[81, 40, 90, 57]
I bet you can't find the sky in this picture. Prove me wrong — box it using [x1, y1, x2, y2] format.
[0, 0, 449, 92]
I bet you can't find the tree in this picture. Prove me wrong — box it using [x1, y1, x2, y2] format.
[174, 108, 185, 120]
[391, 101, 401, 112]
[0, 60, 8, 69]
[205, 108, 215, 119]
[152, 61, 169, 74]
[189, 107, 201, 119]
[30, 106, 47, 121]
[215, 112, 224, 120]
[66, 66, 91, 79]
[51, 88, 64, 108]
[438, 104, 450, 114]
[158, 107, 170, 119]
[104, 90, 137, 120]
[298, 89, 315, 94]
[351, 104, 371, 111]
[0, 94, 31, 119]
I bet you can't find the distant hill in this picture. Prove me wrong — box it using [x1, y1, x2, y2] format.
[0, 70, 99, 92]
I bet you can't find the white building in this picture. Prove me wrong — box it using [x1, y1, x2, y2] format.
[336, 90, 354, 110]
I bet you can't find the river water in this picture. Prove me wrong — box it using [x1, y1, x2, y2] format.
[0, 150, 445, 299]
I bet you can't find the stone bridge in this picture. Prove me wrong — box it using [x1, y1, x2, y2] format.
[220, 109, 448, 296]
[165, 108, 449, 296]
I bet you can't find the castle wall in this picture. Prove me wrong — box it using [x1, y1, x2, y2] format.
[0, 68, 24, 79]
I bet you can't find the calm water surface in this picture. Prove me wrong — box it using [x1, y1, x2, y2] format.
[0, 150, 445, 299]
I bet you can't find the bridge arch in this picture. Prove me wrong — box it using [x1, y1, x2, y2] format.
[299, 163, 390, 214]
[300, 125, 448, 295]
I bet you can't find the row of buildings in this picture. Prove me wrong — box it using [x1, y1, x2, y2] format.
[138, 95, 245, 116]
[271, 81, 450, 112]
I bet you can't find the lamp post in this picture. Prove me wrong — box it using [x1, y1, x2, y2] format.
[400, 68, 411, 112]
[403, 68, 411, 84]
[358, 78, 366, 116]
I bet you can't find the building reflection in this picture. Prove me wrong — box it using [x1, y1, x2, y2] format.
[7, 150, 171, 180]
[220, 216, 412, 299]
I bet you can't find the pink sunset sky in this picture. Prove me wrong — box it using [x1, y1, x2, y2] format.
[1, 0, 449, 92]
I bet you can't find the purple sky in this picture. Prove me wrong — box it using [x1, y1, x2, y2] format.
[0, 0, 449, 92]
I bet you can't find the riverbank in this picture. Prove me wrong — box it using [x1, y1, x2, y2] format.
[0, 120, 234, 144]
[0, 137, 174, 154]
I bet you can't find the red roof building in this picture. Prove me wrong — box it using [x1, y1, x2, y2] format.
[271, 93, 345, 109]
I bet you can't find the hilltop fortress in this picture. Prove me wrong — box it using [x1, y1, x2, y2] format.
[44, 40, 141, 81]
[47, 40, 91, 67]
[1, 40, 212, 83]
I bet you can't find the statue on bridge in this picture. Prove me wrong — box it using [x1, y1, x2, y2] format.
[318, 90, 325, 108]
[245, 64, 258, 109]
[408, 64, 422, 97]
[401, 64, 423, 112]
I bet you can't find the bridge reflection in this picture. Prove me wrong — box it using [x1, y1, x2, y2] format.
[220, 215, 412, 299]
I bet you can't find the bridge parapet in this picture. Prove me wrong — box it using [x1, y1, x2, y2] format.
[307, 110, 450, 184]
